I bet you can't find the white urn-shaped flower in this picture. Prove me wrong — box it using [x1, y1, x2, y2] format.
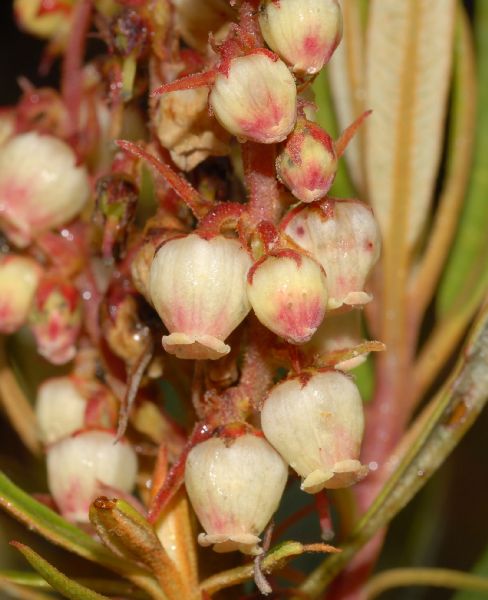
[0, 132, 90, 247]
[0, 254, 41, 334]
[282, 198, 381, 309]
[258, 0, 342, 76]
[261, 370, 367, 493]
[209, 51, 297, 144]
[35, 376, 87, 445]
[149, 233, 252, 360]
[47, 429, 138, 522]
[185, 425, 288, 555]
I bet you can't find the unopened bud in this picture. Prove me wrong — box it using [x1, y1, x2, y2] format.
[283, 199, 381, 309]
[276, 118, 337, 203]
[185, 426, 288, 554]
[247, 250, 327, 344]
[149, 234, 252, 360]
[28, 277, 82, 364]
[209, 52, 297, 144]
[258, 0, 342, 75]
[0, 132, 90, 247]
[261, 370, 367, 493]
[47, 430, 138, 522]
[35, 376, 86, 444]
[0, 254, 41, 334]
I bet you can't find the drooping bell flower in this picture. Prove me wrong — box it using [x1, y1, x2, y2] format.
[276, 117, 337, 203]
[0, 132, 90, 247]
[35, 376, 87, 445]
[149, 233, 252, 360]
[304, 310, 367, 371]
[261, 370, 367, 493]
[247, 249, 328, 344]
[0, 254, 42, 334]
[258, 0, 342, 75]
[46, 429, 138, 522]
[185, 424, 288, 555]
[282, 198, 381, 309]
[28, 276, 83, 364]
[209, 51, 297, 144]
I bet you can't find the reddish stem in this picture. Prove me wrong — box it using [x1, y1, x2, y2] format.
[335, 110, 372, 159]
[61, 0, 92, 140]
[116, 140, 213, 219]
[242, 142, 281, 225]
[148, 422, 213, 523]
[315, 491, 334, 541]
[151, 70, 216, 97]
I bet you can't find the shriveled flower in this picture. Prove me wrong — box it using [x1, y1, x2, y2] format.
[209, 51, 297, 144]
[149, 233, 252, 360]
[304, 310, 367, 371]
[276, 117, 337, 203]
[47, 429, 138, 522]
[35, 376, 86, 445]
[0, 254, 42, 334]
[28, 277, 83, 364]
[247, 249, 328, 344]
[261, 370, 367, 493]
[282, 198, 381, 309]
[157, 87, 230, 171]
[185, 425, 288, 555]
[258, 0, 342, 75]
[0, 132, 90, 247]
[173, 0, 235, 52]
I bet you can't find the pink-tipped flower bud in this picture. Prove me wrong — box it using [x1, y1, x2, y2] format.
[261, 370, 367, 493]
[28, 277, 82, 364]
[305, 310, 367, 371]
[247, 249, 327, 344]
[258, 0, 342, 75]
[209, 52, 297, 144]
[185, 426, 288, 554]
[0, 132, 90, 247]
[0, 254, 42, 334]
[282, 199, 381, 309]
[35, 376, 86, 444]
[149, 234, 252, 360]
[276, 118, 337, 203]
[47, 430, 138, 522]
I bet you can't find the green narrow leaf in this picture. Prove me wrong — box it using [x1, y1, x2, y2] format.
[297, 302, 488, 598]
[0, 471, 128, 572]
[0, 571, 149, 599]
[453, 545, 488, 600]
[438, 0, 488, 315]
[0, 578, 54, 600]
[89, 498, 189, 600]
[0, 473, 165, 600]
[12, 542, 109, 600]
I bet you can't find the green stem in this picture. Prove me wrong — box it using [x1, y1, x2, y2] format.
[365, 568, 488, 599]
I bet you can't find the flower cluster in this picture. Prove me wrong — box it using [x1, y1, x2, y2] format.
[2, 0, 381, 569]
